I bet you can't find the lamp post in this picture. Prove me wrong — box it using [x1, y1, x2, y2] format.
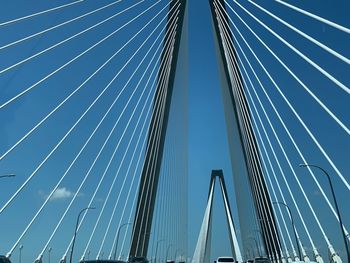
[113, 222, 132, 260]
[165, 244, 173, 261]
[19, 245, 23, 263]
[249, 236, 261, 257]
[154, 239, 165, 263]
[69, 207, 95, 263]
[273, 201, 301, 261]
[174, 249, 182, 262]
[0, 174, 15, 179]
[300, 163, 350, 262]
[48, 247, 52, 263]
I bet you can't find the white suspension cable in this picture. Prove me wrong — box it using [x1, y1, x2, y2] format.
[0, 0, 147, 108]
[231, 2, 350, 137]
[245, 0, 350, 64]
[221, 22, 297, 259]
[275, 0, 350, 34]
[139, 57, 173, 257]
[60, 10, 175, 262]
[225, 2, 350, 240]
[223, 4, 350, 141]
[107, 18, 178, 260]
[219, 5, 350, 252]
[0, 0, 151, 162]
[225, 0, 350, 192]
[235, 22, 345, 246]
[92, 15, 179, 259]
[110, 89, 165, 260]
[98, 86, 167, 259]
[214, 6, 294, 259]
[93, 74, 159, 259]
[228, 0, 350, 95]
[220, 2, 329, 253]
[140, 47, 175, 256]
[218, 5, 309, 260]
[149, 170, 163, 259]
[0, 0, 122, 50]
[0, 0, 162, 215]
[141, 66, 172, 257]
[223, 33, 306, 258]
[215, 3, 298, 254]
[220, 20, 305, 259]
[118, 58, 171, 259]
[156, 142, 171, 260]
[37, 9, 178, 261]
[8, 7, 172, 257]
[215, 6, 282, 259]
[133, 45, 174, 255]
[141, 5, 180, 258]
[128, 10, 178, 255]
[124, 56, 172, 258]
[121, 18, 176, 257]
[0, 0, 85, 27]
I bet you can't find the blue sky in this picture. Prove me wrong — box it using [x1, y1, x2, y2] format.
[188, 0, 349, 261]
[0, 0, 349, 262]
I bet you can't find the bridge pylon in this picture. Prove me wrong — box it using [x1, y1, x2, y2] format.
[192, 170, 242, 263]
[209, 0, 282, 261]
[128, 0, 188, 259]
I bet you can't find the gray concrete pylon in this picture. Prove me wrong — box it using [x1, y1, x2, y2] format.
[128, 0, 188, 259]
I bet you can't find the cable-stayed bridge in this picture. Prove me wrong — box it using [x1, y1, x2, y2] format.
[0, 0, 349, 263]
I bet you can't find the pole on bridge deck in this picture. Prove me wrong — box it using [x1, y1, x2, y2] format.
[300, 164, 350, 263]
[19, 245, 23, 263]
[273, 202, 301, 261]
[165, 244, 174, 262]
[174, 249, 182, 262]
[113, 222, 132, 260]
[69, 207, 95, 263]
[209, 0, 282, 261]
[128, 0, 187, 259]
[154, 239, 165, 263]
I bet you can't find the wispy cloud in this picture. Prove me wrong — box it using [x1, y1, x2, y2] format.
[51, 187, 74, 200]
[38, 187, 81, 201]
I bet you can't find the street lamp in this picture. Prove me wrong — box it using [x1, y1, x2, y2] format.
[113, 222, 132, 260]
[69, 207, 96, 263]
[165, 244, 173, 261]
[19, 245, 23, 263]
[48, 247, 52, 263]
[174, 249, 182, 262]
[273, 201, 301, 261]
[0, 174, 15, 179]
[300, 163, 350, 262]
[180, 253, 185, 262]
[154, 239, 165, 263]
